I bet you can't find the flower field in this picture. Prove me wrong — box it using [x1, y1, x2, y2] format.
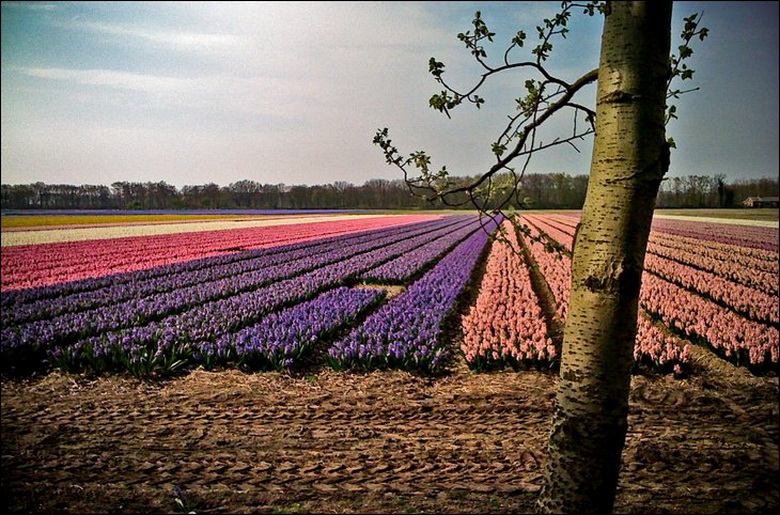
[1, 211, 777, 378]
[0, 214, 437, 290]
[521, 213, 778, 373]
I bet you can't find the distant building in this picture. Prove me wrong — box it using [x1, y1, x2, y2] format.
[742, 196, 779, 208]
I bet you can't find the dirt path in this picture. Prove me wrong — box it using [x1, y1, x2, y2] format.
[2, 359, 777, 514]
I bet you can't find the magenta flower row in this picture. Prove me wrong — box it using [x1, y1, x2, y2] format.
[1, 214, 438, 291]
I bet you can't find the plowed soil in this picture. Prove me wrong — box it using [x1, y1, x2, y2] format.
[2, 353, 777, 514]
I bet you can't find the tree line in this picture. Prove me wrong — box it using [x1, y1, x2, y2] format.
[1, 174, 776, 211]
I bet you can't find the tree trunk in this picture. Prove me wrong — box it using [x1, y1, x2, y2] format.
[538, 2, 672, 513]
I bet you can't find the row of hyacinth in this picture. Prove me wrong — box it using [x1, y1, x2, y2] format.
[545, 213, 779, 289]
[550, 209, 779, 250]
[519, 215, 694, 375]
[530, 214, 779, 325]
[0, 216, 470, 362]
[649, 230, 779, 272]
[526, 214, 777, 372]
[2, 216, 480, 376]
[3, 214, 401, 246]
[647, 236, 778, 295]
[1, 217, 462, 326]
[49, 286, 385, 376]
[2, 214, 439, 291]
[645, 253, 779, 325]
[1, 217, 450, 310]
[204, 287, 385, 370]
[2, 217, 338, 246]
[641, 273, 779, 371]
[327, 216, 501, 374]
[634, 314, 693, 375]
[519, 217, 571, 323]
[522, 215, 575, 250]
[651, 217, 779, 252]
[461, 220, 556, 371]
[542, 211, 779, 273]
[1, 209, 364, 216]
[359, 217, 483, 283]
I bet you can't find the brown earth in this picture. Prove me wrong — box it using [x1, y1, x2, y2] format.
[1, 353, 777, 515]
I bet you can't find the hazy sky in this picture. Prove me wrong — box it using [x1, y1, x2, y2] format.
[1, 1, 778, 188]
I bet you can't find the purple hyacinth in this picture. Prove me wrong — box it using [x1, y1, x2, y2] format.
[328, 215, 501, 374]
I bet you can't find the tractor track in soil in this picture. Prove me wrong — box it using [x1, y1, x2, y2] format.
[2, 359, 777, 514]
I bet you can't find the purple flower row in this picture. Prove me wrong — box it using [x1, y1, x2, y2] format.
[1, 217, 460, 326]
[48, 286, 385, 376]
[4, 216, 480, 375]
[201, 287, 386, 371]
[359, 217, 483, 283]
[328, 216, 501, 373]
[2, 217, 456, 310]
[1, 217, 471, 360]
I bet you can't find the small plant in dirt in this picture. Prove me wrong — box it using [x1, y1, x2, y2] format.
[173, 485, 196, 514]
[276, 502, 305, 514]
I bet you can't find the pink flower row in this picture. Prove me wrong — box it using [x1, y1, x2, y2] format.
[1, 215, 437, 292]
[647, 236, 778, 295]
[526, 214, 778, 369]
[522, 215, 575, 251]
[635, 315, 692, 375]
[520, 218, 571, 322]
[650, 231, 778, 270]
[461, 221, 555, 368]
[520, 215, 694, 373]
[641, 273, 778, 367]
[644, 253, 779, 325]
[545, 212, 779, 264]
[535, 210, 778, 253]
[651, 218, 779, 252]
[541, 213, 778, 297]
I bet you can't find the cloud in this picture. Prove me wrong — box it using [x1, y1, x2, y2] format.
[0, 2, 614, 186]
[11, 66, 321, 124]
[16, 67, 190, 93]
[1, 2, 58, 11]
[58, 19, 244, 53]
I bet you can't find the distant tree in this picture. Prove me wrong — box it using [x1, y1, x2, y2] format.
[0, 184, 36, 209]
[227, 180, 263, 208]
[373, 1, 706, 512]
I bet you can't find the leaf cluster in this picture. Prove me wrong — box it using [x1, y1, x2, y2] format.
[666, 11, 709, 134]
[374, 1, 708, 248]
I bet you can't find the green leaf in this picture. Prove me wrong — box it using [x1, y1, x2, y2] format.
[428, 57, 445, 78]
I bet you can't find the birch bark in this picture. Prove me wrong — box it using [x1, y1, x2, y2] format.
[538, 2, 673, 513]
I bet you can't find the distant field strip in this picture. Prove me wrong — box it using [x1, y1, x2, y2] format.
[653, 214, 779, 228]
[0, 214, 317, 230]
[0, 214, 399, 247]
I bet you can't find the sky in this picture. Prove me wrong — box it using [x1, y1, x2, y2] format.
[1, 1, 778, 188]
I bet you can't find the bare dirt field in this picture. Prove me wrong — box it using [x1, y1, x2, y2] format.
[2, 354, 777, 514]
